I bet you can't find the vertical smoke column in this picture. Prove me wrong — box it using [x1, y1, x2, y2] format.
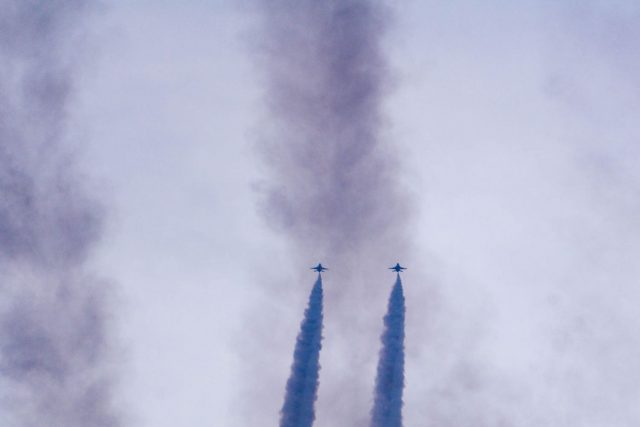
[254, 0, 408, 423]
[254, 1, 405, 257]
[280, 276, 324, 427]
[371, 275, 405, 427]
[0, 2, 121, 426]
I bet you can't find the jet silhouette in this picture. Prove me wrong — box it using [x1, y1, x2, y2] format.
[311, 263, 328, 273]
[389, 263, 406, 273]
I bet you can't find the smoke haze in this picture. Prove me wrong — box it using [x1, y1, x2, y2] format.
[3, 2, 635, 427]
[39, 1, 638, 426]
[0, 2, 120, 426]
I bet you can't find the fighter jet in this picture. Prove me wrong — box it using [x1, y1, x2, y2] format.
[389, 263, 406, 273]
[311, 263, 328, 273]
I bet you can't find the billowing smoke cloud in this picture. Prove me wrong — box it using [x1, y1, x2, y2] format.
[280, 276, 324, 427]
[254, 0, 406, 259]
[370, 275, 405, 427]
[253, 2, 408, 423]
[0, 2, 121, 426]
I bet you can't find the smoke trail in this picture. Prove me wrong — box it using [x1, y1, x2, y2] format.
[280, 275, 324, 427]
[371, 275, 405, 427]
[0, 2, 121, 426]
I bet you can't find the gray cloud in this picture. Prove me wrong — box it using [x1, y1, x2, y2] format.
[0, 2, 121, 426]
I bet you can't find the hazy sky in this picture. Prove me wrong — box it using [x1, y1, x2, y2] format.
[51, 1, 640, 425]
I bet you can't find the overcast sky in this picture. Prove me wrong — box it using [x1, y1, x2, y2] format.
[62, 1, 640, 426]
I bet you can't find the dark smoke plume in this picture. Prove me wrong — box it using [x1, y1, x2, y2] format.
[280, 276, 324, 427]
[255, 0, 406, 259]
[370, 275, 405, 427]
[0, 2, 121, 426]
